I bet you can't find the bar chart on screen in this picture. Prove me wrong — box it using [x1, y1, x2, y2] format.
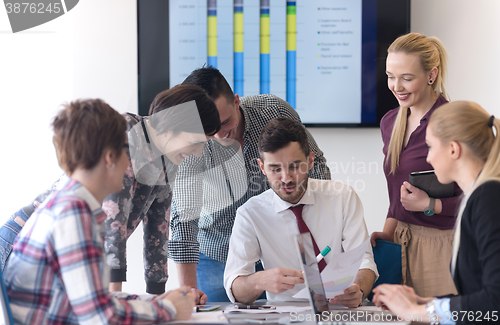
[169, 0, 362, 123]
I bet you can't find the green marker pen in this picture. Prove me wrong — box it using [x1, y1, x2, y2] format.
[316, 246, 331, 263]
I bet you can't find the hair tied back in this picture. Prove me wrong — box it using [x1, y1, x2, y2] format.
[489, 115, 498, 137]
[488, 115, 495, 128]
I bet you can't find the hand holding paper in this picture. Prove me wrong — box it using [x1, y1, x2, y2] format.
[293, 238, 370, 299]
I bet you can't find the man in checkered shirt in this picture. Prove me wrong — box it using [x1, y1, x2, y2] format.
[169, 66, 331, 302]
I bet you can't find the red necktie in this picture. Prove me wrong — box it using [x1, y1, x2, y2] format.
[289, 204, 327, 272]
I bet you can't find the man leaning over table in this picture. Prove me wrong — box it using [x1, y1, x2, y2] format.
[170, 66, 331, 302]
[224, 118, 378, 308]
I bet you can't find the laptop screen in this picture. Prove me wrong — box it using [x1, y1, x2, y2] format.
[294, 232, 329, 316]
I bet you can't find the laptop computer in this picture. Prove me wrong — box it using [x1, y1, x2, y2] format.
[294, 233, 411, 325]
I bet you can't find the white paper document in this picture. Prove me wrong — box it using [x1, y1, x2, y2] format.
[293, 238, 371, 299]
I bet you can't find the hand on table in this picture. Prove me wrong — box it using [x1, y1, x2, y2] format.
[372, 284, 426, 317]
[193, 288, 207, 305]
[160, 286, 196, 320]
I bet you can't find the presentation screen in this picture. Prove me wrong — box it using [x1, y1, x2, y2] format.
[137, 0, 410, 126]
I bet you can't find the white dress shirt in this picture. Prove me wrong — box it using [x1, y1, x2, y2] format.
[224, 178, 378, 302]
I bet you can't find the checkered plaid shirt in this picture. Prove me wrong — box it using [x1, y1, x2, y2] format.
[169, 94, 331, 264]
[4, 178, 176, 324]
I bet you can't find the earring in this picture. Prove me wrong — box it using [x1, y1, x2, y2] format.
[428, 80, 434, 85]
[106, 163, 115, 170]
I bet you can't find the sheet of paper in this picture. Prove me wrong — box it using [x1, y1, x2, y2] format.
[293, 238, 370, 299]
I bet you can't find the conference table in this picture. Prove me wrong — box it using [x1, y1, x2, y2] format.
[167, 301, 427, 325]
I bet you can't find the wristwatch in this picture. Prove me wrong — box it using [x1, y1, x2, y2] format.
[424, 197, 435, 216]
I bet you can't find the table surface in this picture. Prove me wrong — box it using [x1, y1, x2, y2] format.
[167, 301, 427, 325]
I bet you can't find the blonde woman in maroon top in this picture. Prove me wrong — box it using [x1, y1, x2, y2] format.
[370, 33, 462, 297]
[374, 102, 500, 324]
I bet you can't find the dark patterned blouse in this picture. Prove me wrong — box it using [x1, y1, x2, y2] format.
[13, 113, 176, 294]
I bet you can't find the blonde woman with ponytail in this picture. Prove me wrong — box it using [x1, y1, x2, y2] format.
[370, 33, 463, 297]
[373, 101, 500, 325]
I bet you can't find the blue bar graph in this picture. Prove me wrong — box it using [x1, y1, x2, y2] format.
[234, 0, 244, 96]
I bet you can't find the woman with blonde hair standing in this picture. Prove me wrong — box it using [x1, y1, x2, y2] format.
[373, 101, 500, 324]
[371, 33, 462, 297]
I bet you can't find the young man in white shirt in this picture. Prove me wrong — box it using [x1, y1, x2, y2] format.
[224, 117, 378, 307]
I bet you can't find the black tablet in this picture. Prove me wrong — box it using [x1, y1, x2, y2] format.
[408, 170, 454, 198]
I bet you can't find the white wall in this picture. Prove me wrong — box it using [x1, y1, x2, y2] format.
[308, 128, 387, 234]
[0, 0, 137, 210]
[1, 0, 499, 295]
[0, 0, 142, 291]
[411, 0, 500, 112]
[309, 0, 500, 254]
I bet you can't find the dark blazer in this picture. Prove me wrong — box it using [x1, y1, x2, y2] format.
[450, 181, 500, 324]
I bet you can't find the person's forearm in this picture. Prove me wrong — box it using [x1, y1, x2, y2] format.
[231, 274, 265, 304]
[383, 218, 398, 242]
[109, 282, 123, 292]
[176, 263, 198, 288]
[434, 198, 443, 215]
[355, 269, 376, 298]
